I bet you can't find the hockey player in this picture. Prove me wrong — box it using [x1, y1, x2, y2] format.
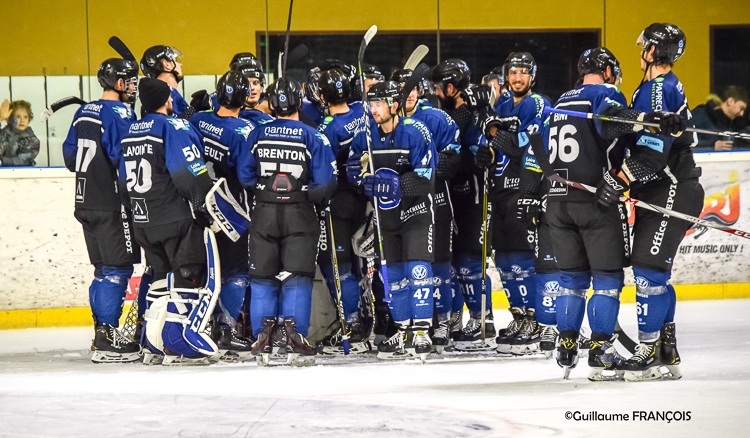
[392, 68, 461, 351]
[595, 23, 700, 381]
[482, 66, 511, 110]
[121, 77, 216, 364]
[315, 68, 369, 354]
[348, 81, 438, 360]
[430, 59, 495, 351]
[491, 52, 551, 355]
[230, 54, 275, 125]
[140, 45, 200, 119]
[543, 48, 631, 380]
[233, 77, 338, 366]
[62, 58, 141, 363]
[189, 70, 257, 356]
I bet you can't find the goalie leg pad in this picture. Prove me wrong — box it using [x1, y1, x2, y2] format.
[206, 178, 251, 242]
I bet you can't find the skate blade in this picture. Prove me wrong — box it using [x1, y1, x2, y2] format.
[286, 353, 315, 367]
[91, 351, 141, 364]
[563, 366, 573, 380]
[454, 339, 497, 352]
[588, 367, 625, 382]
[624, 367, 663, 382]
[510, 342, 541, 356]
[162, 355, 210, 366]
[376, 350, 411, 360]
[495, 343, 513, 354]
[319, 342, 370, 356]
[419, 353, 428, 364]
[543, 350, 554, 359]
[255, 353, 270, 367]
[142, 351, 164, 365]
[658, 364, 682, 380]
[217, 350, 254, 363]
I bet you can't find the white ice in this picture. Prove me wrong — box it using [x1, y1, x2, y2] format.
[1, 299, 749, 437]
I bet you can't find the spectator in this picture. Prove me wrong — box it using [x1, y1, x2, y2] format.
[0, 99, 40, 166]
[692, 86, 748, 151]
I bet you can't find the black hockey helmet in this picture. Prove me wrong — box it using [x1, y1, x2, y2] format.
[578, 47, 622, 84]
[319, 59, 356, 82]
[637, 23, 686, 65]
[390, 68, 413, 84]
[140, 45, 183, 78]
[367, 80, 400, 103]
[362, 64, 385, 81]
[97, 58, 139, 103]
[318, 69, 351, 105]
[430, 59, 471, 91]
[216, 70, 250, 109]
[267, 77, 303, 116]
[505, 52, 537, 78]
[230, 52, 265, 87]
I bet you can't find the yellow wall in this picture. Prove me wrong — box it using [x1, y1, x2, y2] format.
[1, 0, 749, 106]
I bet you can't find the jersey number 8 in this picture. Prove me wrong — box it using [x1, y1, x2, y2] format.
[548, 124, 579, 163]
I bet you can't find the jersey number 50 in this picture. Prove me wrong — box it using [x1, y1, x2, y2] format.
[548, 124, 579, 163]
[125, 159, 153, 193]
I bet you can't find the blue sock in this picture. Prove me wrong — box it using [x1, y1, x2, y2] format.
[281, 275, 313, 337]
[250, 278, 279, 337]
[450, 265, 464, 314]
[385, 263, 410, 324]
[556, 270, 590, 333]
[665, 283, 676, 323]
[535, 272, 559, 326]
[454, 254, 491, 315]
[496, 252, 534, 309]
[432, 262, 453, 317]
[218, 273, 249, 323]
[633, 267, 671, 342]
[90, 265, 133, 327]
[319, 261, 361, 319]
[588, 271, 624, 336]
[137, 268, 153, 318]
[406, 260, 434, 322]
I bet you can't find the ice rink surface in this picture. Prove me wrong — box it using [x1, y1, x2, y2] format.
[1, 299, 748, 437]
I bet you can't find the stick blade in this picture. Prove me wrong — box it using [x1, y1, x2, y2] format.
[286, 43, 309, 67]
[398, 62, 430, 111]
[404, 45, 429, 71]
[358, 25, 378, 62]
[108, 36, 136, 62]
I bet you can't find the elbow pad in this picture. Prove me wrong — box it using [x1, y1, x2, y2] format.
[489, 130, 521, 158]
[600, 106, 644, 139]
[436, 151, 461, 181]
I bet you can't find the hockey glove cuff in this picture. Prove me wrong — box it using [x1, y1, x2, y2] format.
[595, 169, 629, 208]
[516, 194, 541, 227]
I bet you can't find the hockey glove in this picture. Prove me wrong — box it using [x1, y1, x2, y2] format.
[477, 108, 507, 140]
[190, 90, 212, 112]
[640, 111, 687, 137]
[346, 153, 370, 186]
[363, 168, 402, 201]
[595, 169, 629, 208]
[516, 194, 541, 227]
[474, 145, 496, 169]
[464, 85, 492, 110]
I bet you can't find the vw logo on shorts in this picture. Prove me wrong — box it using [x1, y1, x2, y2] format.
[634, 276, 650, 288]
[412, 265, 429, 280]
[226, 85, 234, 93]
[545, 281, 560, 293]
[279, 94, 287, 102]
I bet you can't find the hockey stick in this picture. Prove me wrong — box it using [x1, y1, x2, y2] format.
[398, 63, 430, 117]
[550, 107, 750, 141]
[357, 25, 391, 301]
[480, 168, 490, 345]
[326, 206, 351, 354]
[546, 172, 750, 240]
[404, 45, 429, 71]
[41, 96, 86, 121]
[108, 36, 137, 62]
[281, 0, 294, 75]
[614, 321, 637, 354]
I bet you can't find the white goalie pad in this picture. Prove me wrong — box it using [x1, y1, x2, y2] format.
[205, 177, 251, 242]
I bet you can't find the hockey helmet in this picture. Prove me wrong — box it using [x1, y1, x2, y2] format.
[430, 59, 471, 91]
[267, 77, 303, 116]
[97, 58, 139, 103]
[216, 70, 250, 109]
[637, 23, 686, 64]
[318, 69, 351, 105]
[578, 47, 622, 84]
[140, 45, 183, 78]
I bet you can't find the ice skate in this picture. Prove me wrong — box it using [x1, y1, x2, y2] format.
[377, 330, 409, 360]
[577, 333, 591, 359]
[510, 310, 541, 356]
[454, 312, 496, 351]
[539, 324, 558, 359]
[318, 321, 370, 355]
[162, 354, 211, 366]
[252, 317, 276, 367]
[449, 308, 463, 342]
[406, 322, 432, 363]
[495, 307, 525, 354]
[214, 324, 254, 362]
[431, 318, 451, 354]
[623, 341, 662, 382]
[660, 322, 682, 380]
[588, 334, 626, 382]
[90, 324, 141, 364]
[556, 331, 580, 380]
[283, 318, 316, 367]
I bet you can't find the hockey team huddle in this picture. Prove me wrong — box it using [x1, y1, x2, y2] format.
[64, 22, 700, 382]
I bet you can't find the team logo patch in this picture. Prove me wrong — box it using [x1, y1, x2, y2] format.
[75, 178, 86, 203]
[545, 281, 560, 294]
[188, 161, 207, 176]
[113, 106, 130, 119]
[511, 264, 523, 275]
[412, 265, 429, 280]
[131, 198, 149, 223]
[279, 94, 287, 102]
[335, 81, 342, 88]
[634, 276, 650, 288]
[226, 85, 234, 93]
[168, 118, 190, 131]
[235, 125, 253, 140]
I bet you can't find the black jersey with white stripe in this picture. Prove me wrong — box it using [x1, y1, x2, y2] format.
[544, 83, 628, 202]
[62, 100, 134, 211]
